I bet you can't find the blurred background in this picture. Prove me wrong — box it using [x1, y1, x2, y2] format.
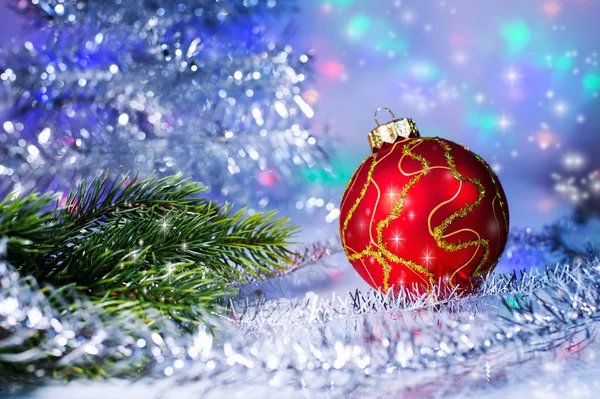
[294, 0, 599, 229]
[0, 0, 599, 292]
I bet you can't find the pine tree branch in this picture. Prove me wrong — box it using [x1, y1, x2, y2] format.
[0, 191, 58, 270]
[1, 172, 299, 331]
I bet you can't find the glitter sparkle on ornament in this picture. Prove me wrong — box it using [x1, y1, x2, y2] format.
[386, 186, 400, 203]
[421, 248, 436, 267]
[391, 230, 405, 249]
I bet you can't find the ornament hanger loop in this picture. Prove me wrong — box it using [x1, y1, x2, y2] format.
[368, 109, 420, 152]
[374, 107, 396, 126]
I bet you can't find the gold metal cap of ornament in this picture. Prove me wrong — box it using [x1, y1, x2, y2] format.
[368, 108, 420, 153]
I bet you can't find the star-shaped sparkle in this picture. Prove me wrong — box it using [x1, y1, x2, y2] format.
[387, 187, 400, 203]
[390, 230, 405, 248]
[421, 248, 435, 267]
[408, 210, 416, 221]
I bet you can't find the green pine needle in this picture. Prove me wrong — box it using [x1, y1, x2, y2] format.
[0, 172, 299, 331]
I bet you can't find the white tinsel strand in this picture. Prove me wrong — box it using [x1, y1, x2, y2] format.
[161, 261, 600, 398]
[237, 230, 587, 301]
[228, 262, 580, 329]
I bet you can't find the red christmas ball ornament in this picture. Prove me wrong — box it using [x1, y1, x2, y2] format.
[340, 108, 509, 292]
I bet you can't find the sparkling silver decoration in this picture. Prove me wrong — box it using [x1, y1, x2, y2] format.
[0, 0, 338, 220]
[3, 232, 600, 397]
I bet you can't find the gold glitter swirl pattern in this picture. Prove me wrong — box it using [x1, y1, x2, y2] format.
[375, 141, 435, 290]
[473, 153, 509, 231]
[339, 159, 369, 223]
[341, 155, 378, 252]
[472, 153, 510, 274]
[430, 139, 489, 279]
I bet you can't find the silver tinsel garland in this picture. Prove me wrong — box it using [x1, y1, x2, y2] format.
[2, 234, 600, 397]
[0, 0, 338, 220]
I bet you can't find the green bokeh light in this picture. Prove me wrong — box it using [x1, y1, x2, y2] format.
[346, 14, 407, 52]
[347, 14, 371, 39]
[326, 0, 356, 7]
[301, 149, 368, 187]
[410, 61, 440, 81]
[501, 20, 531, 54]
[377, 38, 408, 52]
[554, 55, 573, 71]
[467, 112, 497, 132]
[583, 74, 600, 92]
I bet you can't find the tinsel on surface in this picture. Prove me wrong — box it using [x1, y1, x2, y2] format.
[2, 0, 600, 398]
[0, 0, 339, 221]
[2, 232, 600, 398]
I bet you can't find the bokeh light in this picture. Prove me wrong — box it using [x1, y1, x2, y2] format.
[289, 0, 600, 228]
